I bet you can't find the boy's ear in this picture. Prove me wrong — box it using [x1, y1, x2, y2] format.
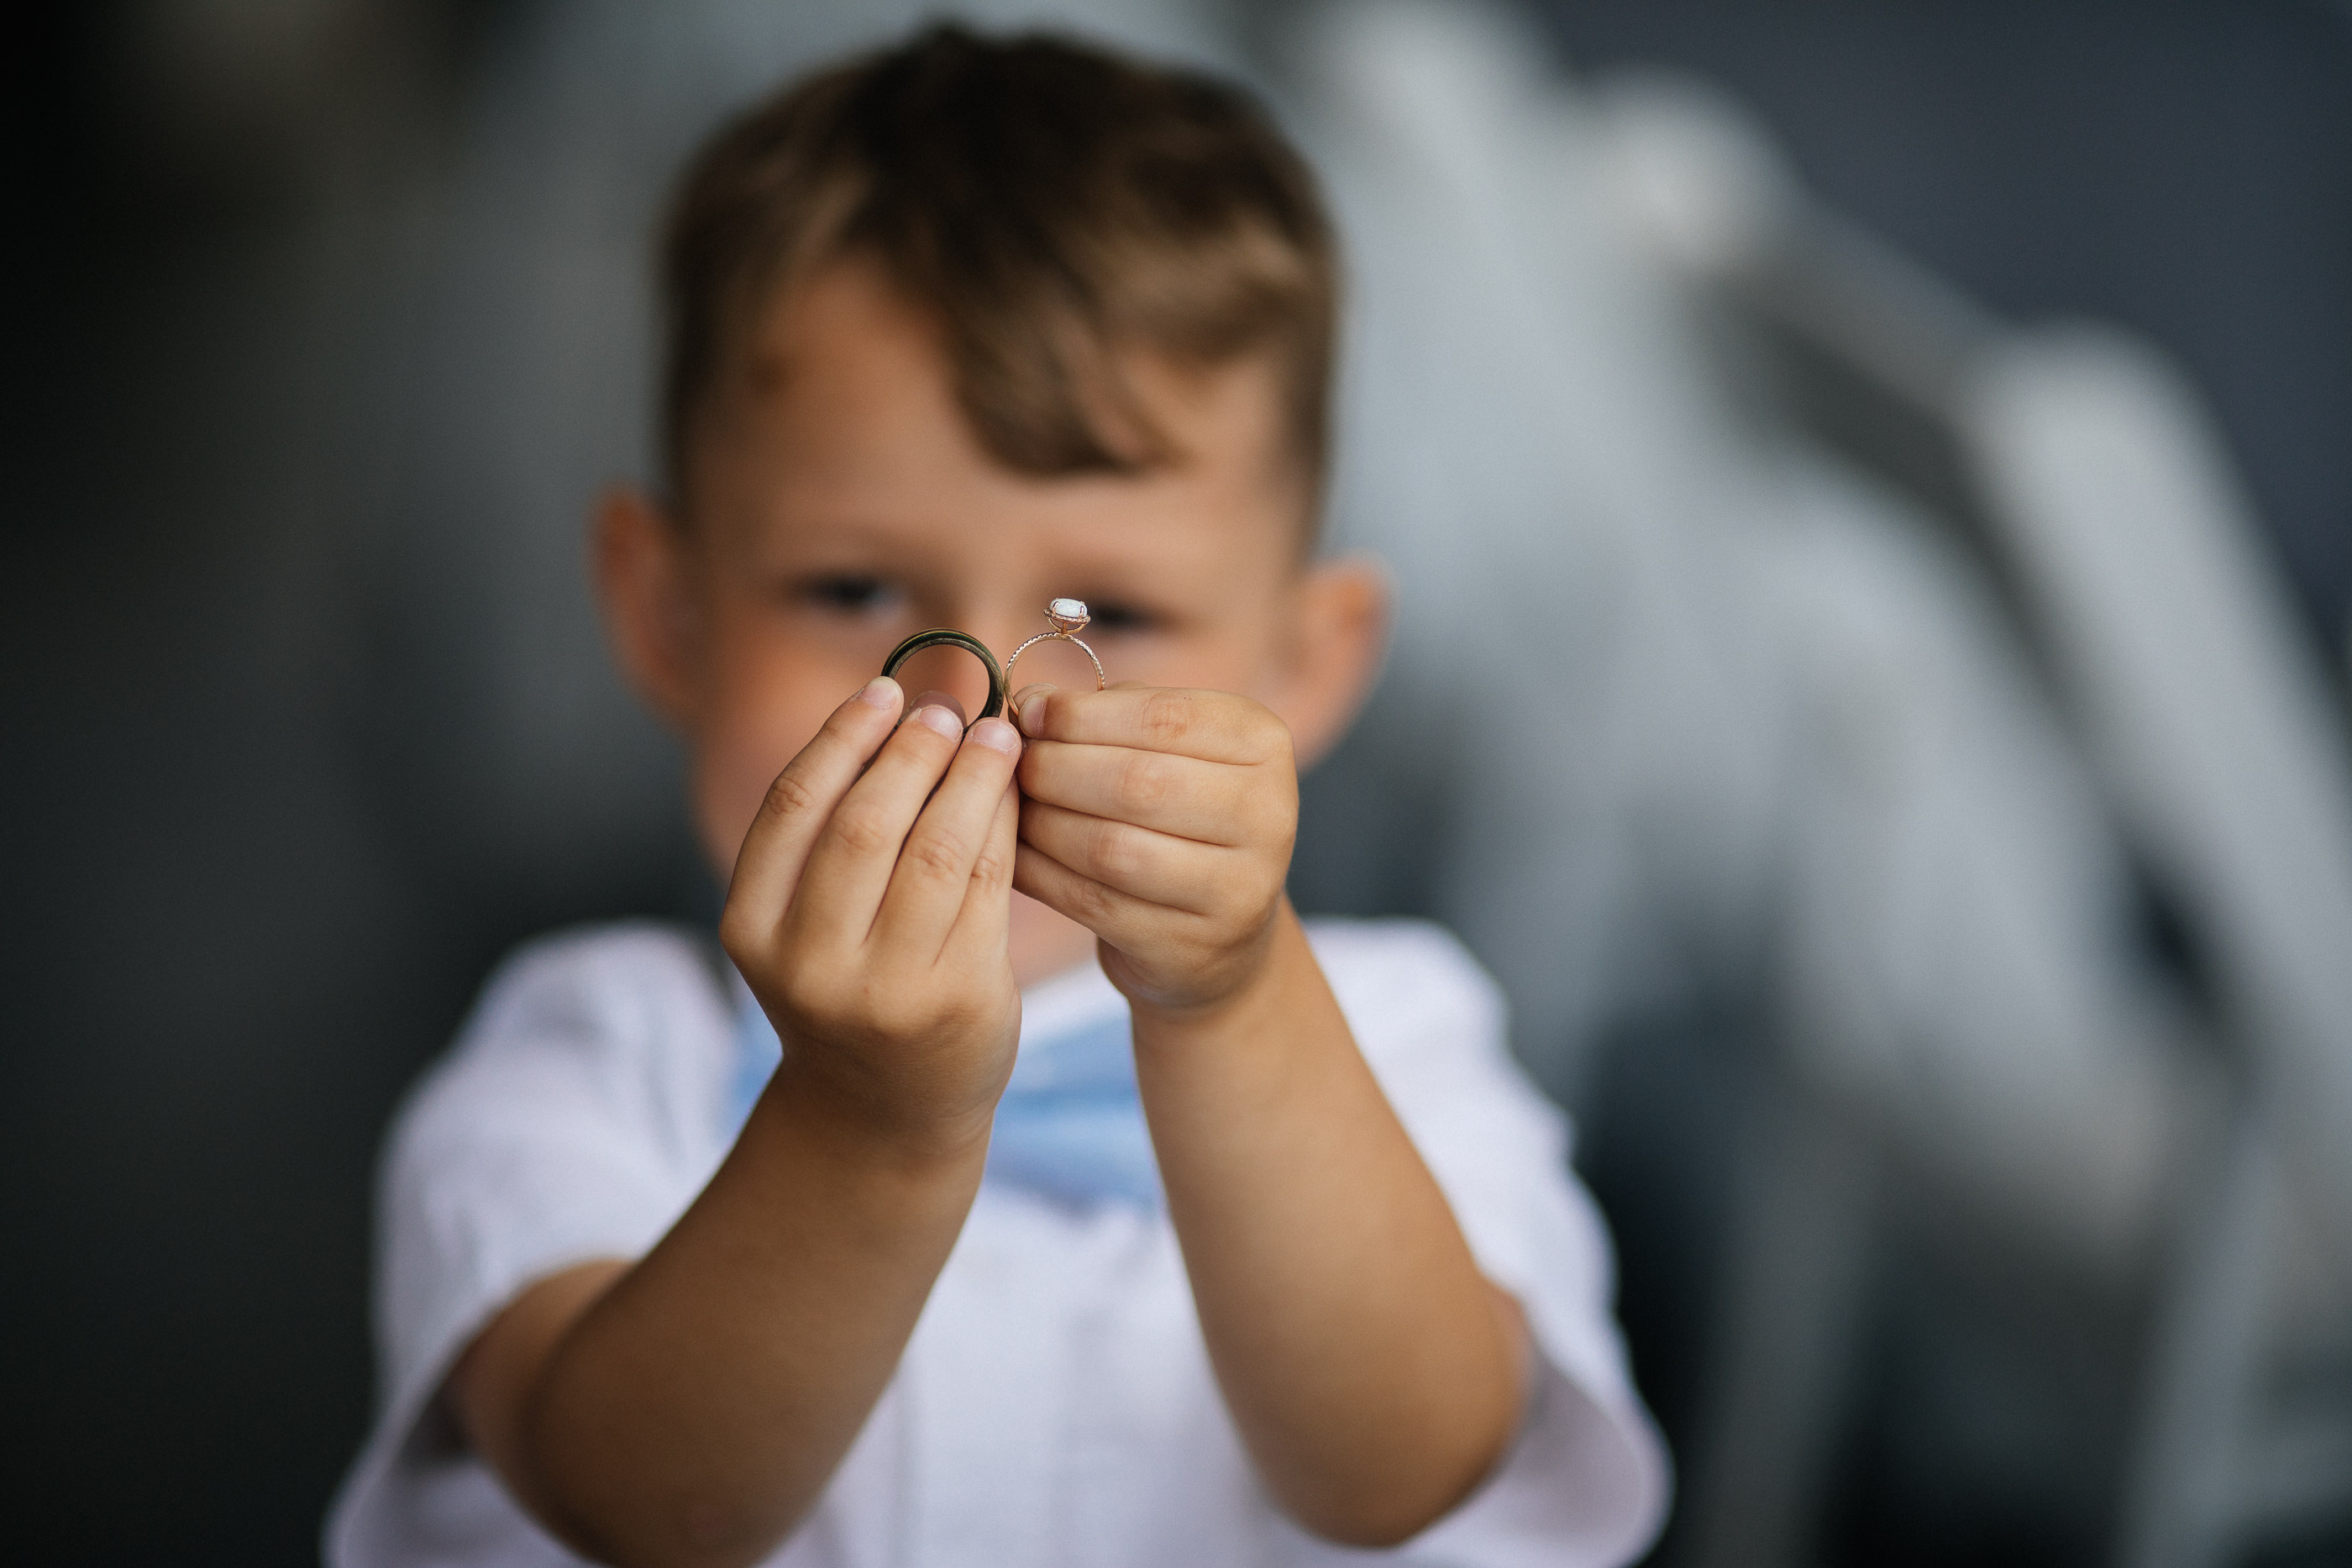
[1268, 555, 1391, 772]
[593, 485, 701, 730]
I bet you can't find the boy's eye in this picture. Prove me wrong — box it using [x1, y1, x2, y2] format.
[797, 574, 900, 616]
[1083, 600, 1155, 634]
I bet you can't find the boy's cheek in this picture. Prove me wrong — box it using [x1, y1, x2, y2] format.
[687, 690, 844, 876]
[690, 742, 785, 879]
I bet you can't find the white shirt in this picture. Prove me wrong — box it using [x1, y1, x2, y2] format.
[327, 918, 1667, 1566]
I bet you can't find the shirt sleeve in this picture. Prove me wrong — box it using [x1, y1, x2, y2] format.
[326, 924, 731, 1568]
[1315, 920, 1672, 1568]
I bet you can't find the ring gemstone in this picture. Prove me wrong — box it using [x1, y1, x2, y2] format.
[1045, 597, 1089, 632]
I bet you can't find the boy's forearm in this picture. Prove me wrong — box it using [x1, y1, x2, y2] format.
[1131, 904, 1525, 1547]
[516, 1063, 990, 1568]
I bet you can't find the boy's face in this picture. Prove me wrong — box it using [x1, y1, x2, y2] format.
[598, 260, 1385, 983]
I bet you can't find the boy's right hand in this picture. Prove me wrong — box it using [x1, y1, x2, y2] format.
[718, 676, 1025, 1151]
[464, 679, 1024, 1565]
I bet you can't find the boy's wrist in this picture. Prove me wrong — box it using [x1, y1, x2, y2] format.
[1123, 898, 1307, 1051]
[755, 1054, 1000, 1176]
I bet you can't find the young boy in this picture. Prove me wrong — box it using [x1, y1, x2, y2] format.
[330, 25, 1664, 1568]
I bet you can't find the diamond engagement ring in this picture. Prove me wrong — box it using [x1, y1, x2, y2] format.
[879, 627, 1007, 725]
[1004, 598, 1107, 694]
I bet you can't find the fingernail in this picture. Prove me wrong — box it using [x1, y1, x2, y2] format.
[969, 717, 1021, 755]
[911, 703, 963, 738]
[858, 676, 900, 709]
[1016, 686, 1057, 734]
[911, 689, 967, 725]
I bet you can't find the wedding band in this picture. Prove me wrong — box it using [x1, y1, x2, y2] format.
[879, 628, 1007, 724]
[1004, 598, 1107, 694]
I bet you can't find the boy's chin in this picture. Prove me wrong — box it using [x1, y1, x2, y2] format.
[1009, 890, 1100, 988]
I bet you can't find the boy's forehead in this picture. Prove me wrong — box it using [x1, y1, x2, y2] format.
[734, 273, 1293, 537]
[738, 263, 937, 404]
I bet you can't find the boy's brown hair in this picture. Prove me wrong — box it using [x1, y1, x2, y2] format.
[659, 24, 1338, 517]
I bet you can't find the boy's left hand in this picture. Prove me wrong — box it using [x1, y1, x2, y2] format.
[1011, 684, 1297, 1015]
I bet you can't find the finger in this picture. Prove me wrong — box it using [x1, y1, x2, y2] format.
[1016, 798, 1233, 915]
[785, 700, 969, 947]
[942, 764, 1021, 970]
[906, 689, 967, 726]
[1013, 839, 1194, 957]
[721, 677, 903, 941]
[1013, 684, 1284, 765]
[1017, 739, 1252, 845]
[871, 716, 1023, 959]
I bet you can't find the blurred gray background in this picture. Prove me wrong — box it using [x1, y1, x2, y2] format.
[4, 3, 2349, 1565]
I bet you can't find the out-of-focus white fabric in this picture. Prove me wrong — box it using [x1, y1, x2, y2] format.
[1960, 330, 2352, 1230]
[327, 921, 1667, 1568]
[1285, 0, 2202, 1269]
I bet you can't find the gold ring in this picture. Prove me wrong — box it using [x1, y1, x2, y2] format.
[879, 628, 1006, 725]
[1004, 599, 1107, 695]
